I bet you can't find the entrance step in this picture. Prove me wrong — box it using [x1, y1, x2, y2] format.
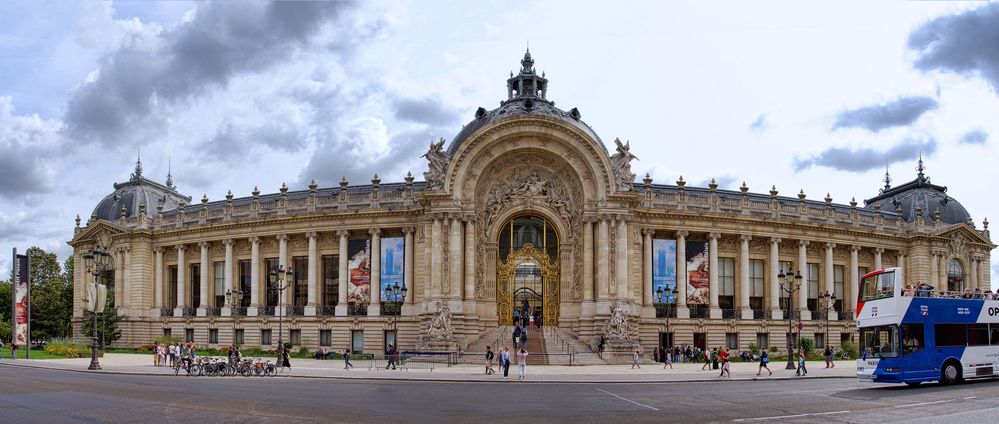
[464, 326, 510, 354]
[542, 327, 607, 365]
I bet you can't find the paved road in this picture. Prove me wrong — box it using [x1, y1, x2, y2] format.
[1, 365, 997, 423]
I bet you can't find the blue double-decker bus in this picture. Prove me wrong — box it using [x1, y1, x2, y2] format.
[856, 267, 999, 386]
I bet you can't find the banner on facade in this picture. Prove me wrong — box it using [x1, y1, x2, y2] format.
[652, 239, 677, 301]
[380, 237, 404, 298]
[12, 252, 29, 347]
[686, 240, 709, 305]
[347, 239, 371, 303]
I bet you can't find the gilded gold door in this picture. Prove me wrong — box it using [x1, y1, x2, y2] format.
[497, 243, 559, 326]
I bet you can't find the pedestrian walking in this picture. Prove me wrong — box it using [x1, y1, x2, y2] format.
[10, 343, 16, 360]
[632, 350, 641, 369]
[824, 345, 835, 368]
[152, 342, 160, 366]
[517, 347, 528, 380]
[344, 346, 353, 370]
[512, 325, 522, 349]
[663, 348, 673, 369]
[796, 349, 808, 376]
[711, 347, 719, 370]
[701, 348, 711, 370]
[280, 346, 292, 373]
[756, 348, 773, 376]
[719, 347, 731, 378]
[502, 346, 511, 380]
[485, 346, 495, 375]
[520, 329, 528, 350]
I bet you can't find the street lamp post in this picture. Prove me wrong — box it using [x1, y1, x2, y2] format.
[82, 246, 114, 370]
[383, 282, 407, 315]
[269, 266, 294, 364]
[225, 289, 244, 346]
[655, 286, 678, 348]
[819, 290, 835, 352]
[779, 268, 802, 370]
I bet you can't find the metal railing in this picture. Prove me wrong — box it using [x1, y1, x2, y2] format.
[160, 308, 175, 317]
[721, 309, 737, 319]
[839, 310, 854, 321]
[318, 306, 337, 316]
[260, 306, 276, 316]
[689, 305, 709, 319]
[233, 307, 247, 316]
[181, 308, 197, 317]
[655, 304, 677, 318]
[381, 301, 402, 316]
[752, 309, 766, 320]
[204, 307, 221, 317]
[347, 302, 367, 316]
[288, 306, 305, 316]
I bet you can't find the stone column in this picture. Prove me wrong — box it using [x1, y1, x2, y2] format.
[154, 247, 164, 312]
[739, 234, 752, 319]
[335, 230, 349, 315]
[198, 241, 210, 314]
[769, 238, 781, 319]
[874, 247, 883, 270]
[708, 232, 721, 319]
[939, 254, 949, 291]
[306, 232, 318, 315]
[643, 229, 654, 307]
[929, 251, 939, 287]
[431, 217, 442, 300]
[797, 240, 810, 320]
[676, 230, 689, 318]
[582, 219, 595, 317]
[175, 244, 187, 315]
[897, 251, 906, 278]
[850, 245, 860, 314]
[616, 218, 629, 300]
[369, 228, 381, 316]
[114, 249, 124, 309]
[222, 239, 234, 316]
[277, 234, 289, 314]
[464, 219, 475, 303]
[824, 242, 837, 320]
[450, 217, 464, 301]
[596, 218, 610, 303]
[403, 227, 415, 310]
[249, 236, 260, 315]
[970, 259, 979, 290]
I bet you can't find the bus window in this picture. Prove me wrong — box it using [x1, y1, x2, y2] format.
[859, 271, 895, 302]
[901, 323, 924, 355]
[860, 325, 899, 358]
[968, 324, 989, 346]
[991, 324, 999, 345]
[935, 324, 967, 347]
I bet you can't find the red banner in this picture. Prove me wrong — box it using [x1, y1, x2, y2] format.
[13, 254, 29, 346]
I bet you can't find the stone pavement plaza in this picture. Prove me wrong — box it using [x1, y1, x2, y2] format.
[2, 353, 856, 383]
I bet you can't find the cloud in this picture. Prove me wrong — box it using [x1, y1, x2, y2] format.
[959, 129, 988, 145]
[63, 1, 358, 148]
[393, 97, 461, 127]
[697, 175, 738, 190]
[909, 3, 999, 91]
[794, 137, 937, 172]
[297, 120, 433, 187]
[0, 97, 60, 200]
[831, 96, 938, 132]
[749, 113, 768, 132]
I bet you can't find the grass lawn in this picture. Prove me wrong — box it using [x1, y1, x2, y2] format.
[0, 346, 66, 360]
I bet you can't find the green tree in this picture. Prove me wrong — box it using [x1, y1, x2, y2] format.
[0, 281, 10, 342]
[27, 247, 73, 340]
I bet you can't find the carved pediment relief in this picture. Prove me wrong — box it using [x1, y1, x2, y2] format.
[72, 221, 126, 248]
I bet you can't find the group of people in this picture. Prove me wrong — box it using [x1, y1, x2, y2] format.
[484, 345, 529, 380]
[152, 342, 198, 369]
[904, 284, 998, 300]
[644, 344, 824, 378]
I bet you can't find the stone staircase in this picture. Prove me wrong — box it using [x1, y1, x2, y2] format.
[464, 325, 509, 354]
[540, 327, 607, 365]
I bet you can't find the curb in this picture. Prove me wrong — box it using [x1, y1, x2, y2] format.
[0, 362, 856, 384]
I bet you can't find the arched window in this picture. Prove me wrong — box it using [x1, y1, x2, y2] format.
[947, 259, 965, 292]
[498, 215, 558, 261]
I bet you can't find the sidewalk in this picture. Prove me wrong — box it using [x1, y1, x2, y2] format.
[0, 354, 856, 383]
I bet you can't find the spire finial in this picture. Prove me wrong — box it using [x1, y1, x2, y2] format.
[916, 152, 926, 181]
[131, 147, 143, 180]
[166, 157, 174, 189]
[881, 162, 891, 193]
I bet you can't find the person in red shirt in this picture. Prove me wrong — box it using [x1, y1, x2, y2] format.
[719, 347, 731, 378]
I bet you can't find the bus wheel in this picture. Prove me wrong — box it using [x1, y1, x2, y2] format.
[905, 382, 921, 387]
[941, 361, 961, 385]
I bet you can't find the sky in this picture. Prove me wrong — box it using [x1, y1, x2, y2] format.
[0, 1, 996, 287]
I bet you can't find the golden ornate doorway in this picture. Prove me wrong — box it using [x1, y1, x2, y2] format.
[496, 216, 560, 326]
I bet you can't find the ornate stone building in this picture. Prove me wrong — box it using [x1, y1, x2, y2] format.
[71, 51, 994, 355]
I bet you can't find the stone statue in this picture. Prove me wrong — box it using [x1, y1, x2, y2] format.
[422, 138, 450, 189]
[602, 302, 637, 342]
[427, 301, 454, 341]
[609, 138, 638, 192]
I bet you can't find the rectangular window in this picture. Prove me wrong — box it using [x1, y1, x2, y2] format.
[749, 259, 765, 310]
[322, 255, 339, 307]
[718, 258, 735, 309]
[320, 330, 332, 347]
[385, 330, 397, 352]
[833, 265, 845, 311]
[238, 260, 251, 307]
[859, 325, 898, 357]
[807, 263, 820, 298]
[185, 328, 194, 343]
[163, 328, 172, 338]
[935, 324, 967, 347]
[968, 324, 989, 346]
[261, 329, 273, 346]
[725, 333, 738, 349]
[294, 257, 308, 307]
[265, 258, 279, 307]
[190, 264, 201, 309]
[167, 266, 178, 308]
[290, 329, 302, 346]
[209, 329, 218, 344]
[756, 333, 769, 350]
[213, 261, 225, 307]
[234, 329, 244, 345]
[815, 333, 825, 348]
[902, 323, 924, 355]
[351, 330, 364, 354]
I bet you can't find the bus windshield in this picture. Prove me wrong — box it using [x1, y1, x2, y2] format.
[860, 271, 895, 302]
[860, 325, 899, 358]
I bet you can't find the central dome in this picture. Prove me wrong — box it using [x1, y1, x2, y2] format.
[863, 159, 971, 225]
[447, 50, 608, 156]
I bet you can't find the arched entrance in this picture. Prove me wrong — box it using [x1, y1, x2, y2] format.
[496, 215, 560, 326]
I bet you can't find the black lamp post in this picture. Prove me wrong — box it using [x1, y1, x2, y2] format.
[82, 246, 114, 370]
[225, 288, 244, 346]
[779, 268, 802, 370]
[819, 290, 835, 351]
[383, 282, 407, 315]
[655, 286, 678, 347]
[269, 266, 293, 360]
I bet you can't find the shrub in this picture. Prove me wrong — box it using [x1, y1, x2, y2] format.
[154, 336, 182, 346]
[840, 340, 858, 359]
[747, 343, 759, 355]
[44, 338, 91, 358]
[798, 337, 815, 356]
